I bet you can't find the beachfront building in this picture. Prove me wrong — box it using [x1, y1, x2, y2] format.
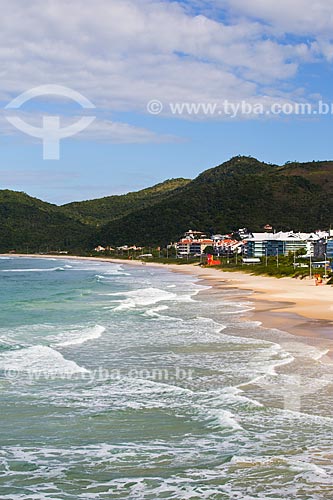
[176, 231, 245, 257]
[176, 229, 331, 260]
[176, 230, 213, 257]
[327, 239, 333, 260]
[245, 231, 329, 258]
[212, 235, 244, 256]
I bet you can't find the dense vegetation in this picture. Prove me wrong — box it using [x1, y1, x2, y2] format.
[0, 156, 332, 252]
[95, 157, 333, 246]
[62, 178, 190, 225]
[0, 190, 90, 252]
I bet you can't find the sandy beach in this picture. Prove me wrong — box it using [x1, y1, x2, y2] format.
[166, 264, 333, 343]
[3, 254, 332, 340]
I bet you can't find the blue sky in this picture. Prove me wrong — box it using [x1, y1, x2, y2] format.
[1, 0, 333, 204]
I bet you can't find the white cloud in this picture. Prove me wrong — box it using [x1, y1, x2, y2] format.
[0, 109, 176, 144]
[0, 0, 330, 126]
[225, 0, 333, 36]
[77, 118, 179, 144]
[223, 0, 333, 62]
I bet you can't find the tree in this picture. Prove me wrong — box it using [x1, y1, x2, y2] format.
[204, 245, 214, 254]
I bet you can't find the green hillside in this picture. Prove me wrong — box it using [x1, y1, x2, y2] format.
[0, 157, 332, 252]
[0, 190, 90, 252]
[94, 156, 333, 246]
[62, 178, 190, 225]
[276, 160, 333, 191]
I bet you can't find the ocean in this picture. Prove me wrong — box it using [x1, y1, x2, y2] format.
[0, 257, 333, 499]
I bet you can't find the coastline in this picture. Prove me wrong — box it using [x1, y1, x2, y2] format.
[2, 254, 332, 343]
[162, 263, 333, 347]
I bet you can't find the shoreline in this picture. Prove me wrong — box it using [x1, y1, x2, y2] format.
[2, 254, 332, 343]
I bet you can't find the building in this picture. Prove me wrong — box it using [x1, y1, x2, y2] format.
[176, 230, 213, 256]
[177, 231, 245, 257]
[176, 238, 214, 256]
[176, 229, 332, 261]
[314, 239, 327, 259]
[245, 231, 329, 258]
[327, 239, 333, 260]
[212, 235, 244, 256]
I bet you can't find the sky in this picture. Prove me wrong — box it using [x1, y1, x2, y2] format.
[1, 0, 333, 204]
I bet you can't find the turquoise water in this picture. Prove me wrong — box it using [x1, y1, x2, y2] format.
[0, 257, 333, 499]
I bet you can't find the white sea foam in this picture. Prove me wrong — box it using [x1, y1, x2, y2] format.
[0, 337, 25, 350]
[0, 323, 57, 349]
[105, 265, 130, 276]
[0, 345, 88, 374]
[0, 267, 66, 272]
[2, 258, 333, 499]
[235, 320, 263, 329]
[219, 386, 264, 408]
[218, 331, 269, 345]
[195, 316, 225, 328]
[220, 307, 254, 315]
[143, 305, 175, 320]
[204, 408, 243, 430]
[314, 349, 331, 362]
[108, 287, 179, 310]
[49, 377, 195, 412]
[95, 265, 131, 280]
[289, 460, 328, 476]
[96, 273, 130, 281]
[230, 455, 328, 479]
[54, 325, 106, 347]
[236, 343, 295, 390]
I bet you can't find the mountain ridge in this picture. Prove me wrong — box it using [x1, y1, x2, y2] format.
[0, 156, 332, 252]
[61, 178, 190, 225]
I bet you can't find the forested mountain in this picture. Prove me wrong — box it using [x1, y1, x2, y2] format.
[62, 178, 190, 225]
[0, 157, 332, 252]
[0, 190, 90, 252]
[95, 157, 333, 246]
